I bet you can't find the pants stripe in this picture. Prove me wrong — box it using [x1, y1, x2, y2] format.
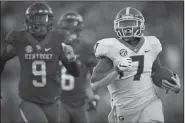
[20, 108, 29, 123]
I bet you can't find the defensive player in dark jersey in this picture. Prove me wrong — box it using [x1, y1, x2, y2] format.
[0, 2, 80, 123]
[58, 11, 100, 123]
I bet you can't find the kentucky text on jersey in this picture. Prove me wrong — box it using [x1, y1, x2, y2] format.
[25, 53, 53, 60]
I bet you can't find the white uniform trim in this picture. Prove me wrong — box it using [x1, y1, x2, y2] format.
[126, 7, 130, 15]
[20, 108, 29, 123]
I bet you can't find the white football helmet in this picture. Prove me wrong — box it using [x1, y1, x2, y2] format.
[114, 7, 145, 39]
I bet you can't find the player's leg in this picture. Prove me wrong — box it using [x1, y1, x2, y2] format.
[41, 100, 61, 123]
[108, 105, 116, 122]
[60, 102, 71, 123]
[139, 98, 164, 123]
[110, 105, 141, 123]
[19, 99, 48, 123]
[70, 104, 88, 123]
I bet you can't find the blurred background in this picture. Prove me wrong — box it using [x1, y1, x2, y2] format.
[1, 1, 184, 123]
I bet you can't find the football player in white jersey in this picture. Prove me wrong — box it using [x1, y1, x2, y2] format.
[90, 7, 181, 123]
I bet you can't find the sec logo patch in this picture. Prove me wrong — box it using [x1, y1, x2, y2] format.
[25, 45, 33, 53]
[120, 49, 127, 57]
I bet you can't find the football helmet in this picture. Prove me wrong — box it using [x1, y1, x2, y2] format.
[114, 7, 145, 39]
[58, 11, 84, 40]
[25, 2, 55, 36]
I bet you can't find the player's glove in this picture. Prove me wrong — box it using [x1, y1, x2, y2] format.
[62, 43, 77, 61]
[115, 57, 132, 73]
[87, 95, 100, 112]
[162, 74, 181, 94]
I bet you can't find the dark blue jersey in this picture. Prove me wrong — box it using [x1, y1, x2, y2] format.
[2, 30, 72, 104]
[60, 41, 96, 103]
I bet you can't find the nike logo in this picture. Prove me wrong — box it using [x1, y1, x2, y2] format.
[144, 50, 150, 53]
[45, 48, 51, 52]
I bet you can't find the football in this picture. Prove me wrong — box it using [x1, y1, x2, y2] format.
[152, 67, 174, 88]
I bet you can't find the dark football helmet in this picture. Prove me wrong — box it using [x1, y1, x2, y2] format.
[25, 2, 55, 36]
[58, 11, 84, 40]
[114, 7, 145, 40]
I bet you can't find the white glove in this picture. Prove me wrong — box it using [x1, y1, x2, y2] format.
[162, 74, 181, 94]
[62, 43, 76, 61]
[115, 57, 132, 72]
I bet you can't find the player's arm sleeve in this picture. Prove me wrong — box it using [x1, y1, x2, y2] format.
[59, 31, 80, 77]
[151, 36, 163, 75]
[0, 31, 17, 74]
[84, 53, 97, 75]
[60, 51, 80, 77]
[90, 57, 119, 90]
[151, 53, 162, 74]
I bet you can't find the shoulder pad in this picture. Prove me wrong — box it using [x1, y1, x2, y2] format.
[94, 38, 115, 58]
[146, 36, 162, 53]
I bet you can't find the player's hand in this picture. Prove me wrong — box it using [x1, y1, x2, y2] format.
[62, 43, 76, 61]
[87, 95, 100, 112]
[162, 74, 181, 94]
[115, 57, 132, 73]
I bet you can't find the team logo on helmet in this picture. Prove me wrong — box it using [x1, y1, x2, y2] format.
[25, 45, 33, 53]
[120, 49, 127, 57]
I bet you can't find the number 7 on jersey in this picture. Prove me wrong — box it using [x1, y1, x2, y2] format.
[131, 55, 144, 81]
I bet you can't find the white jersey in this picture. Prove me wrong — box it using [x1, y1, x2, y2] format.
[95, 36, 162, 110]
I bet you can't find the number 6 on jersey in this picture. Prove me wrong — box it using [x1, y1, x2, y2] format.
[61, 66, 75, 91]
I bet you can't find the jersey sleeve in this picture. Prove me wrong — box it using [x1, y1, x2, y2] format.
[152, 53, 162, 74]
[84, 53, 97, 74]
[150, 36, 162, 53]
[91, 57, 114, 84]
[94, 38, 115, 59]
[80, 44, 97, 73]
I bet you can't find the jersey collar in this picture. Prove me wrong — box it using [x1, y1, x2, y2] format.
[26, 31, 52, 47]
[118, 37, 145, 53]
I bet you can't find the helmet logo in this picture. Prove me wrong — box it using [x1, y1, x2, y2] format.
[120, 49, 127, 57]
